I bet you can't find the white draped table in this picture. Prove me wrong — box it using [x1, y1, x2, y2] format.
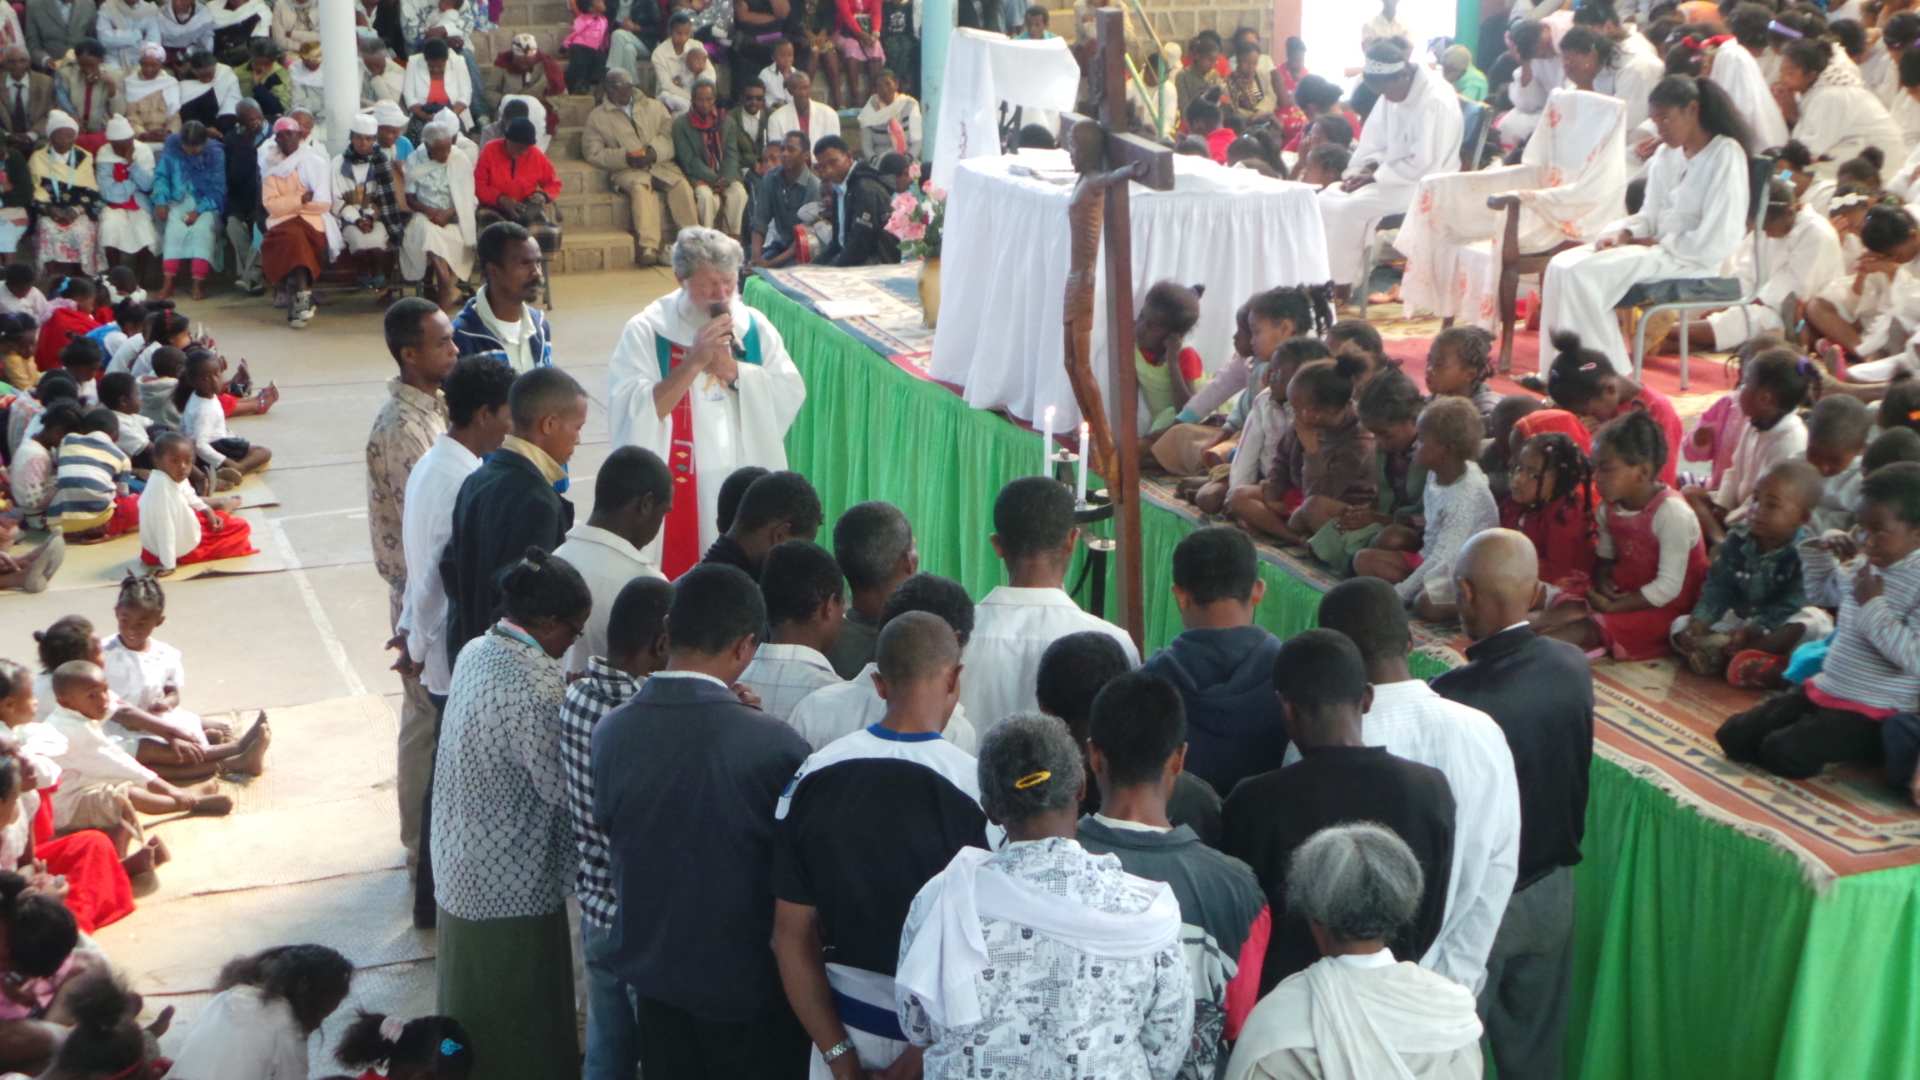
[929, 149, 1332, 431]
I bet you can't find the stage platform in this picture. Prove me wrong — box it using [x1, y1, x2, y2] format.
[746, 268, 1920, 1080]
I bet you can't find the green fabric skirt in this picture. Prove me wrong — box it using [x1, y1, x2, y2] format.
[436, 906, 579, 1080]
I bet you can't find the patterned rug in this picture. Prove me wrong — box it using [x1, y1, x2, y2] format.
[752, 264, 936, 379]
[1142, 475, 1920, 886]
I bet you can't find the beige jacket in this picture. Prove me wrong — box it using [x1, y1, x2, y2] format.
[581, 95, 684, 185]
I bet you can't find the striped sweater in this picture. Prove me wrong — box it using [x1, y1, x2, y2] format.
[1799, 539, 1920, 713]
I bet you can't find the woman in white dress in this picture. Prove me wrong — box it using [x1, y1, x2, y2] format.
[289, 39, 327, 141]
[1225, 823, 1484, 1080]
[1775, 36, 1907, 180]
[400, 113, 475, 307]
[1704, 33, 1790, 151]
[1539, 74, 1754, 374]
[158, 0, 216, 62]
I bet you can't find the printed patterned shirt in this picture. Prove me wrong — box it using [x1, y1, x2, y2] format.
[898, 837, 1193, 1080]
[365, 377, 447, 614]
[559, 657, 641, 928]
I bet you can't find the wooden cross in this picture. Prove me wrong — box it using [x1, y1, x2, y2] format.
[1060, 7, 1174, 648]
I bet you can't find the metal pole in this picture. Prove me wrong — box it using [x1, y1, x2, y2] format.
[319, 0, 359, 158]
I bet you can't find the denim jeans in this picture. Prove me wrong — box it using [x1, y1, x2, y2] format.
[1883, 712, 1920, 789]
[581, 918, 642, 1080]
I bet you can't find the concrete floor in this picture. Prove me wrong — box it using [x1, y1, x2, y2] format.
[0, 266, 682, 1073]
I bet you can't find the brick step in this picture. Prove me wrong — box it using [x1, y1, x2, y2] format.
[552, 228, 637, 273]
[557, 190, 632, 232]
[550, 124, 586, 161]
[555, 159, 609, 193]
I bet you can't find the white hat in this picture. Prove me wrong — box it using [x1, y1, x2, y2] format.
[104, 114, 133, 140]
[46, 109, 76, 135]
[350, 111, 379, 137]
[424, 109, 461, 142]
[139, 42, 165, 62]
[372, 100, 407, 128]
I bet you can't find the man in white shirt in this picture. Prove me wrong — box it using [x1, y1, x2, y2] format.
[786, 571, 980, 753]
[398, 354, 514, 702]
[652, 12, 698, 112]
[553, 445, 672, 675]
[957, 476, 1140, 734]
[1313, 576, 1522, 998]
[763, 70, 841, 153]
[740, 540, 846, 721]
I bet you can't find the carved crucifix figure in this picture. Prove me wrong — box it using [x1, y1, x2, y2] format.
[1058, 6, 1174, 646]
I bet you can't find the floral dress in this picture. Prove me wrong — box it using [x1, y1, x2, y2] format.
[30, 146, 101, 273]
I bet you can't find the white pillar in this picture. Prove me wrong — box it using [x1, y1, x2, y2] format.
[319, 0, 360, 158]
[922, 0, 953, 134]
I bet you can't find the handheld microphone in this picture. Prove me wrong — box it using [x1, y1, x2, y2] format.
[710, 301, 748, 362]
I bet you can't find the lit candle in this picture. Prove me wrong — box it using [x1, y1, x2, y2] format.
[1041, 405, 1056, 477]
[1077, 422, 1090, 507]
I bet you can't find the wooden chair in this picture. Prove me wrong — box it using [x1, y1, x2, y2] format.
[1489, 192, 1582, 373]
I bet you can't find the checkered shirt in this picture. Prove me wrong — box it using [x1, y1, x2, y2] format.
[559, 657, 641, 928]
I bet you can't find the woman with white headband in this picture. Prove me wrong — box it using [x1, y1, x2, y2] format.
[123, 41, 181, 142]
[1315, 40, 1462, 307]
[333, 109, 404, 293]
[95, 112, 159, 273]
[29, 110, 103, 276]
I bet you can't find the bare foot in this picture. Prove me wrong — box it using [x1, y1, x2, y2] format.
[224, 715, 270, 777]
[190, 280, 207, 301]
[202, 719, 233, 745]
[156, 279, 175, 300]
[108, 819, 139, 859]
[188, 793, 233, 816]
[149, 836, 170, 867]
[122, 840, 158, 876]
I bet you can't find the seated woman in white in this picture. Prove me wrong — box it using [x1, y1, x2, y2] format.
[1496, 13, 1572, 147]
[1399, 86, 1626, 330]
[1704, 35, 1790, 152]
[1776, 37, 1907, 181]
[1809, 204, 1920, 384]
[1317, 41, 1461, 305]
[1538, 74, 1753, 373]
[1225, 823, 1483, 1080]
[1691, 178, 1844, 352]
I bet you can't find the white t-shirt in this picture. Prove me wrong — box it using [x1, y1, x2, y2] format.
[101, 634, 185, 712]
[955, 587, 1140, 734]
[1714, 411, 1809, 515]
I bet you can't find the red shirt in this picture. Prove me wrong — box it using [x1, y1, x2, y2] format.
[1625, 385, 1684, 488]
[34, 306, 100, 372]
[474, 139, 563, 208]
[1207, 127, 1235, 164]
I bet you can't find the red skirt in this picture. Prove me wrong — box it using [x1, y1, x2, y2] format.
[141, 511, 256, 567]
[32, 793, 134, 934]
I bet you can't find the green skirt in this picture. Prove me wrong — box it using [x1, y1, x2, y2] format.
[436, 905, 579, 1080]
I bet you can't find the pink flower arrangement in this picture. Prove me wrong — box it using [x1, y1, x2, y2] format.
[886, 176, 946, 259]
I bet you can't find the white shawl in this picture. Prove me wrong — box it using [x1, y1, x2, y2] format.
[1796, 52, 1908, 179]
[122, 70, 179, 110]
[894, 845, 1182, 1029]
[1709, 41, 1790, 151]
[1225, 952, 1483, 1080]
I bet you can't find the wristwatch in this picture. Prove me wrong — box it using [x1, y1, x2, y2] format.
[821, 1038, 856, 1064]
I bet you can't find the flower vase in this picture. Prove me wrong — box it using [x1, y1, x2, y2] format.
[918, 257, 941, 329]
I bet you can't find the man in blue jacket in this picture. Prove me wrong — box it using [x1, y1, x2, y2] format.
[1141, 526, 1286, 795]
[451, 221, 552, 372]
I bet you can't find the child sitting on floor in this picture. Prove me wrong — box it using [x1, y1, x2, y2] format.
[97, 372, 151, 471]
[1135, 281, 1206, 462]
[177, 351, 271, 486]
[1546, 330, 1686, 486]
[1325, 318, 1390, 388]
[1322, 366, 1426, 572]
[1553, 410, 1709, 661]
[1503, 424, 1599, 630]
[1676, 461, 1833, 685]
[1683, 348, 1811, 548]
[1719, 461, 1920, 779]
[1481, 394, 1542, 503]
[1423, 325, 1502, 429]
[1807, 394, 1871, 533]
[102, 575, 225, 751]
[138, 345, 185, 429]
[1207, 336, 1328, 517]
[1230, 355, 1376, 545]
[41, 660, 233, 841]
[0, 264, 49, 329]
[48, 409, 137, 542]
[333, 1011, 475, 1079]
[139, 432, 257, 572]
[1357, 396, 1500, 619]
[52, 338, 103, 408]
[169, 945, 355, 1080]
[7, 401, 81, 528]
[1878, 375, 1920, 437]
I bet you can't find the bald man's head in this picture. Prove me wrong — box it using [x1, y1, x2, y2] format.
[1451, 529, 1539, 642]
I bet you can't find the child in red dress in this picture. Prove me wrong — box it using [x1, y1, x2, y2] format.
[1545, 330, 1685, 487]
[1551, 410, 1709, 660]
[1503, 427, 1599, 636]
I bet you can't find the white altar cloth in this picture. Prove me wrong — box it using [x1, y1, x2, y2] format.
[929, 149, 1333, 430]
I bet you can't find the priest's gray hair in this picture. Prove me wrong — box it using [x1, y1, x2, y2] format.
[671, 227, 743, 280]
[977, 713, 1085, 826]
[1286, 822, 1424, 945]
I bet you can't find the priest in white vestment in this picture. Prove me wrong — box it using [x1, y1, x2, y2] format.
[1317, 42, 1461, 300]
[1226, 824, 1484, 1080]
[607, 227, 806, 578]
[1539, 75, 1752, 373]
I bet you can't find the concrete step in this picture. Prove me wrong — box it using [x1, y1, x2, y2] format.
[552, 228, 637, 273]
[547, 94, 598, 127]
[472, 25, 569, 61]
[550, 124, 586, 161]
[558, 190, 632, 233]
[496, 0, 578, 27]
[555, 159, 609, 194]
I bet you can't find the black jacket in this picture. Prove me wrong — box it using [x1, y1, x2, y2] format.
[821, 161, 900, 267]
[223, 128, 263, 219]
[1430, 626, 1594, 890]
[438, 446, 573, 672]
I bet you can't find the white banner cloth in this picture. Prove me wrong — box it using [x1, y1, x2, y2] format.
[929, 149, 1330, 429]
[929, 30, 1082, 191]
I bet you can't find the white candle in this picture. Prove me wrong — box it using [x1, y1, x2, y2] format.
[1077, 422, 1090, 507]
[1041, 405, 1056, 477]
